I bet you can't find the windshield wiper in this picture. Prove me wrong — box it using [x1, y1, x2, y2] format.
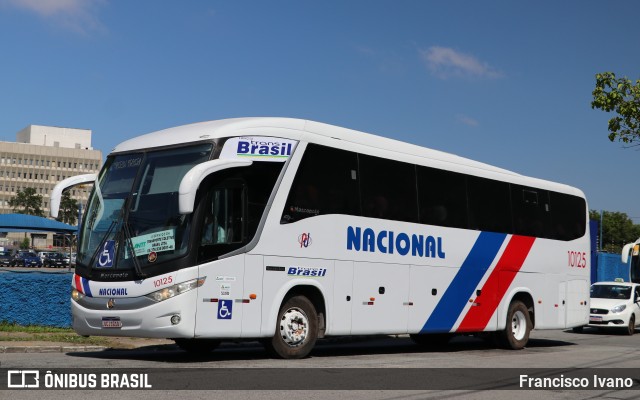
[122, 221, 147, 279]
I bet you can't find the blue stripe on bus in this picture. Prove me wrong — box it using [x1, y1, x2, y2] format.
[82, 277, 93, 297]
[420, 231, 506, 333]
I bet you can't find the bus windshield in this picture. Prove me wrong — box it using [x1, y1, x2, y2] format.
[78, 143, 213, 271]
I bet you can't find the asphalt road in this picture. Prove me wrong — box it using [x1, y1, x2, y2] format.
[2, 328, 640, 400]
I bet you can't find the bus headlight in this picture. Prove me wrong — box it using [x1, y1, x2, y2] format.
[71, 288, 85, 303]
[146, 277, 206, 302]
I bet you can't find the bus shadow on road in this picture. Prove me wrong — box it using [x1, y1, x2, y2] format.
[66, 334, 576, 363]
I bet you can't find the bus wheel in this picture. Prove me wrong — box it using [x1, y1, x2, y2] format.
[266, 295, 318, 359]
[174, 338, 220, 353]
[499, 300, 532, 350]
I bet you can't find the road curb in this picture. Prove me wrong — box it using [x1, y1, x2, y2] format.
[0, 345, 108, 353]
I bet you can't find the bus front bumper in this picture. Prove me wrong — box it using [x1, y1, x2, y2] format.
[71, 289, 197, 339]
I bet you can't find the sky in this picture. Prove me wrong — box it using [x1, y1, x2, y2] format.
[0, 0, 639, 219]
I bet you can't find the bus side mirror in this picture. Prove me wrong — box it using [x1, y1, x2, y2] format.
[621, 243, 634, 264]
[178, 159, 252, 215]
[50, 174, 97, 218]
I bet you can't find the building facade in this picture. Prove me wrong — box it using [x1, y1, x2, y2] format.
[0, 125, 102, 250]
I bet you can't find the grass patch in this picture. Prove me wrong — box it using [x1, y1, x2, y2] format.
[0, 321, 111, 346]
[0, 320, 73, 333]
[0, 334, 110, 346]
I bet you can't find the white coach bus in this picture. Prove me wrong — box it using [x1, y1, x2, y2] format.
[51, 118, 590, 358]
[621, 240, 640, 284]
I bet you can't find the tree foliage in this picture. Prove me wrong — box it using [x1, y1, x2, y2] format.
[591, 72, 640, 144]
[56, 190, 78, 226]
[9, 187, 44, 217]
[590, 210, 640, 253]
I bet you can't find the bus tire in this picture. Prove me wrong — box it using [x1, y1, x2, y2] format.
[499, 300, 532, 350]
[265, 295, 318, 359]
[174, 338, 220, 353]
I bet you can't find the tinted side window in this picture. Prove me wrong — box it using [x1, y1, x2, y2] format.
[511, 185, 551, 238]
[282, 144, 359, 223]
[468, 176, 512, 234]
[549, 191, 586, 240]
[359, 154, 419, 223]
[417, 166, 468, 229]
[198, 161, 283, 262]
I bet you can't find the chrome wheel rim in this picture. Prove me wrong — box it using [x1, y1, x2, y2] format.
[511, 310, 527, 341]
[279, 307, 309, 347]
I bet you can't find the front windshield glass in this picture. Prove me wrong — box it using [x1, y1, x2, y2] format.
[591, 285, 632, 300]
[77, 143, 213, 270]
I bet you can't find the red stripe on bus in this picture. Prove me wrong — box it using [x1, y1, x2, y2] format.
[74, 274, 84, 294]
[456, 235, 536, 332]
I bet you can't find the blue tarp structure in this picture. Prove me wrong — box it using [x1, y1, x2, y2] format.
[0, 213, 77, 233]
[596, 253, 629, 283]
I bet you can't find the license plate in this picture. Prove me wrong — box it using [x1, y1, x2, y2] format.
[589, 316, 602, 322]
[102, 317, 122, 328]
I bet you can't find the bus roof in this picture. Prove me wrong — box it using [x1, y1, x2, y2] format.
[112, 117, 584, 196]
[114, 117, 514, 172]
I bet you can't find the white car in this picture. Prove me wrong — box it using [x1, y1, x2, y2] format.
[588, 282, 640, 335]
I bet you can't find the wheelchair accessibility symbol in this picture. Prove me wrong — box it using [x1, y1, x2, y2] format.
[217, 299, 233, 320]
[97, 240, 115, 268]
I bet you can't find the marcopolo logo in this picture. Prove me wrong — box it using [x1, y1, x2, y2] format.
[346, 226, 445, 259]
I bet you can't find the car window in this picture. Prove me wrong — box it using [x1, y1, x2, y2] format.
[591, 285, 632, 299]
